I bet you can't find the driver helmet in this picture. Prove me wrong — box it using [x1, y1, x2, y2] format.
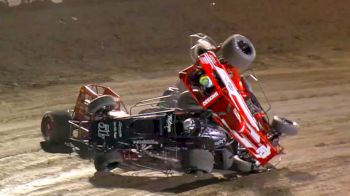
[183, 118, 196, 132]
[199, 75, 214, 89]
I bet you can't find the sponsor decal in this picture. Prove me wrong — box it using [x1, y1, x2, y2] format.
[112, 121, 123, 138]
[113, 121, 117, 139]
[133, 139, 159, 145]
[165, 115, 173, 133]
[118, 121, 123, 137]
[202, 91, 219, 106]
[256, 145, 271, 158]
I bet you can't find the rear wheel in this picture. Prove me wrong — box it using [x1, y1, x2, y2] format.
[181, 149, 214, 174]
[41, 110, 72, 144]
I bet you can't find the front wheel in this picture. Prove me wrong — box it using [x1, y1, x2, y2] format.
[41, 110, 72, 144]
[181, 149, 214, 174]
[94, 150, 123, 172]
[214, 146, 235, 170]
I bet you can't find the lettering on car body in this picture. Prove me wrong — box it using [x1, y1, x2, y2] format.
[165, 115, 173, 133]
[256, 145, 271, 158]
[97, 122, 110, 139]
[118, 121, 123, 137]
[133, 140, 159, 145]
[202, 91, 219, 106]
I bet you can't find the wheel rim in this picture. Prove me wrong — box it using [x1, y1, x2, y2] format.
[237, 40, 253, 55]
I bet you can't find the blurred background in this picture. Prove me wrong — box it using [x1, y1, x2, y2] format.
[0, 0, 349, 89]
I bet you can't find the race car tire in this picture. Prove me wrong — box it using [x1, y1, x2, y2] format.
[181, 149, 214, 174]
[177, 90, 203, 111]
[271, 116, 298, 135]
[157, 87, 179, 109]
[233, 155, 254, 173]
[41, 110, 72, 144]
[176, 80, 187, 93]
[221, 34, 256, 72]
[94, 150, 123, 172]
[40, 141, 73, 153]
[214, 146, 235, 170]
[87, 95, 117, 114]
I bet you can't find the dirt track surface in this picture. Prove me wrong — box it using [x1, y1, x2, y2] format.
[1, 0, 350, 195]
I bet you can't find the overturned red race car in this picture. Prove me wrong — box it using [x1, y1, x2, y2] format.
[40, 33, 298, 174]
[180, 33, 298, 167]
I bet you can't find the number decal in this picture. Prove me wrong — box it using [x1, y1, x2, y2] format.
[256, 145, 271, 158]
[97, 122, 110, 139]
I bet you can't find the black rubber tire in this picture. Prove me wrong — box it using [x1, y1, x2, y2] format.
[87, 95, 117, 114]
[41, 110, 72, 144]
[271, 116, 298, 135]
[221, 34, 256, 72]
[94, 150, 123, 172]
[232, 155, 254, 173]
[177, 90, 203, 111]
[40, 141, 73, 154]
[215, 146, 235, 170]
[158, 88, 179, 109]
[176, 80, 187, 93]
[181, 149, 214, 174]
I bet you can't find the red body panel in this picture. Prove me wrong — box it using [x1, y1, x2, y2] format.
[73, 84, 122, 121]
[179, 51, 277, 165]
[71, 84, 127, 140]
